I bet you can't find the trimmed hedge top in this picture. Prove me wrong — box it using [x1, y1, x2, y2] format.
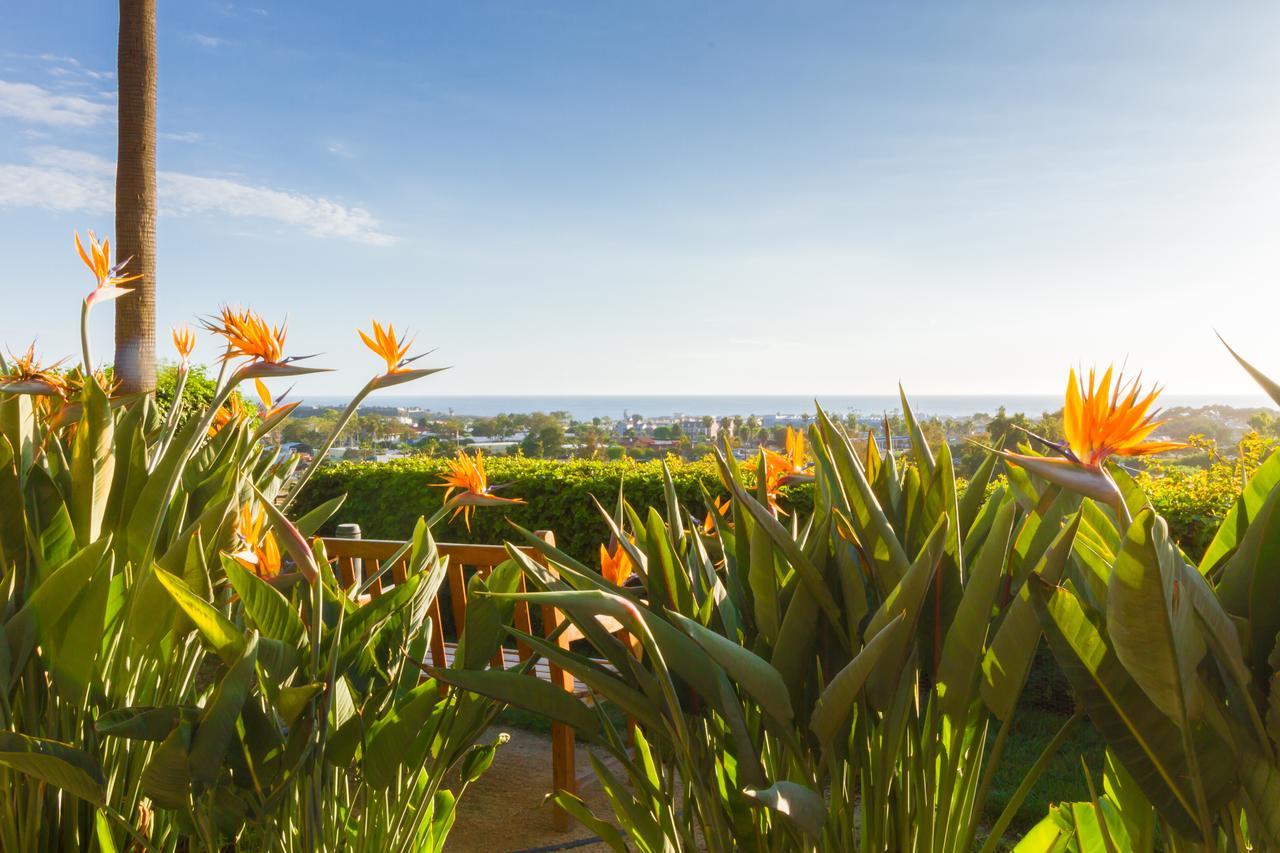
[298, 455, 811, 562]
[296, 452, 1233, 562]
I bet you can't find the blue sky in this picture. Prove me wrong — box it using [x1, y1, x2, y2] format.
[2, 2, 1279, 397]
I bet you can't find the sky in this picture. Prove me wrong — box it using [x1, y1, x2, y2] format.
[2, 2, 1279, 398]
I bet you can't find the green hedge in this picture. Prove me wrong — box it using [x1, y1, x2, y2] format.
[297, 455, 811, 562]
[295, 452, 1238, 563]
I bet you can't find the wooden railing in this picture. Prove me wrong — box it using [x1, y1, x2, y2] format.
[317, 530, 617, 831]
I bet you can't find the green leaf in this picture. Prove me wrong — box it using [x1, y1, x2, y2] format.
[504, 627, 665, 734]
[5, 537, 111, 682]
[455, 561, 520, 670]
[365, 680, 442, 788]
[0, 436, 27, 569]
[725, 469, 843, 630]
[1106, 511, 1203, 723]
[68, 377, 114, 546]
[809, 612, 905, 752]
[25, 465, 76, 576]
[153, 568, 245, 664]
[458, 732, 506, 785]
[125, 412, 203, 567]
[141, 721, 194, 809]
[189, 633, 259, 785]
[1238, 748, 1280, 848]
[863, 517, 948, 710]
[0, 731, 105, 806]
[742, 780, 826, 839]
[1219, 334, 1280, 407]
[1030, 579, 1208, 840]
[670, 610, 794, 725]
[96, 706, 197, 741]
[293, 493, 347, 537]
[546, 792, 629, 851]
[936, 498, 1017, 723]
[421, 664, 600, 737]
[222, 554, 306, 649]
[276, 683, 322, 727]
[981, 513, 1081, 721]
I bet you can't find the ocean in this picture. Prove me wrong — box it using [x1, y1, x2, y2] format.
[290, 394, 1276, 421]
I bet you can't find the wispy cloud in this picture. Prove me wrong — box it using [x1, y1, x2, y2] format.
[0, 147, 395, 245]
[161, 130, 203, 143]
[0, 80, 112, 127]
[190, 34, 232, 48]
[29, 146, 115, 175]
[325, 141, 354, 158]
[161, 173, 394, 245]
[0, 163, 113, 212]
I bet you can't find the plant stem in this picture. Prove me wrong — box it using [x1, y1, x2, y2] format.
[149, 365, 189, 471]
[80, 299, 93, 374]
[138, 372, 240, 572]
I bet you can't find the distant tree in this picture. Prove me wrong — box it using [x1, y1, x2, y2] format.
[521, 421, 566, 458]
[653, 426, 672, 440]
[1249, 410, 1280, 437]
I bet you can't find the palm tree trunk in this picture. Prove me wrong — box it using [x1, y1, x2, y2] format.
[114, 0, 158, 394]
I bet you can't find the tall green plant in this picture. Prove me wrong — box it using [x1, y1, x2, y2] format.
[441, 396, 1082, 851]
[0, 244, 496, 851]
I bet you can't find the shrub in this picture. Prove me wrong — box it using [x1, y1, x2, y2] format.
[298, 454, 813, 559]
[296, 450, 1246, 561]
[1137, 431, 1277, 559]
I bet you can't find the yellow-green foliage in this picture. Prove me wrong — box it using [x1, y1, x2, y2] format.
[299, 454, 811, 561]
[301, 443, 1272, 563]
[1137, 432, 1277, 558]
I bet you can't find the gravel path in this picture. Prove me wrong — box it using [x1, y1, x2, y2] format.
[447, 727, 618, 853]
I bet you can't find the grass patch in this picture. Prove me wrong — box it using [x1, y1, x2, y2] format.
[985, 707, 1104, 838]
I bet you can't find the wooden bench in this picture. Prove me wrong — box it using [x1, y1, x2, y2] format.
[319, 532, 624, 831]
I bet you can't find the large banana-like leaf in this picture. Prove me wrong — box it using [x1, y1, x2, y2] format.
[670, 610, 794, 726]
[742, 780, 826, 839]
[4, 537, 110, 683]
[364, 680, 441, 789]
[68, 379, 113, 546]
[1214, 473, 1280, 624]
[809, 612, 905, 752]
[863, 517, 947, 711]
[189, 633, 259, 785]
[812, 405, 910, 589]
[25, 465, 76, 577]
[222, 554, 307, 649]
[454, 561, 520, 670]
[96, 706, 198, 741]
[981, 513, 1081, 721]
[141, 720, 195, 809]
[936, 497, 1016, 724]
[153, 568, 245, 664]
[1030, 579, 1222, 840]
[1106, 511, 1204, 723]
[0, 436, 27, 570]
[722, 460, 843, 629]
[1238, 747, 1280, 848]
[505, 627, 665, 733]
[420, 664, 600, 736]
[0, 731, 105, 806]
[124, 413, 203, 567]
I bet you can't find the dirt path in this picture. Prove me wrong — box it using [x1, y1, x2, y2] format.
[447, 727, 617, 852]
